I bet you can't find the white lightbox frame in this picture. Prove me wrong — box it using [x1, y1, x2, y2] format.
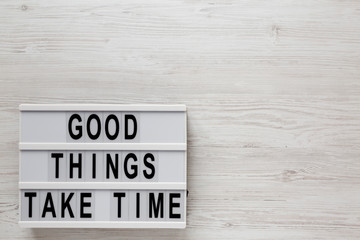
[19, 104, 187, 228]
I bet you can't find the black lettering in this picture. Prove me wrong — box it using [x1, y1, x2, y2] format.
[143, 153, 155, 179]
[86, 114, 101, 140]
[124, 114, 137, 140]
[106, 153, 119, 179]
[80, 192, 92, 218]
[124, 153, 138, 179]
[105, 114, 119, 140]
[61, 192, 74, 218]
[24, 192, 36, 218]
[51, 153, 63, 179]
[113, 192, 126, 218]
[69, 153, 82, 179]
[169, 193, 181, 219]
[41, 192, 56, 218]
[136, 192, 140, 218]
[92, 153, 96, 179]
[68, 114, 82, 140]
[149, 192, 164, 218]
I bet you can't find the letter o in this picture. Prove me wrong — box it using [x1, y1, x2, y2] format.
[86, 114, 101, 140]
[105, 114, 119, 140]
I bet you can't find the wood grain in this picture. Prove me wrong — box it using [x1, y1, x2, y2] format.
[0, 0, 360, 239]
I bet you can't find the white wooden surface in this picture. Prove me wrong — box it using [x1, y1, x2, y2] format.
[1, 0, 360, 239]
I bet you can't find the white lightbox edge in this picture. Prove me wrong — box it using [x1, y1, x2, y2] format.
[19, 104, 186, 112]
[19, 221, 186, 228]
[19, 182, 186, 190]
[19, 143, 186, 151]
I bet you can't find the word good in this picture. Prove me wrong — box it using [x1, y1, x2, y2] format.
[68, 113, 137, 140]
